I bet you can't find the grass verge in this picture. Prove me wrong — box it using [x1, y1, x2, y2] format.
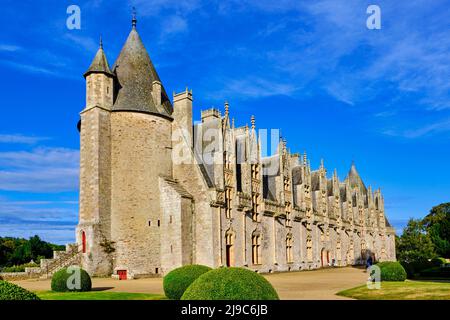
[337, 280, 450, 300]
[35, 290, 166, 300]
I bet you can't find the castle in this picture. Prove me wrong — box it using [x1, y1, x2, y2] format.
[76, 18, 396, 279]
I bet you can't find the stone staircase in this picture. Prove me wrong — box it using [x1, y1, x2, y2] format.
[24, 244, 82, 279]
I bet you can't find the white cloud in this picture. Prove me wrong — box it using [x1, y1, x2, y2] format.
[64, 34, 99, 52]
[0, 44, 22, 52]
[160, 15, 188, 39]
[0, 60, 57, 76]
[206, 77, 298, 100]
[0, 147, 79, 192]
[382, 118, 450, 138]
[130, 0, 201, 16]
[217, 0, 450, 112]
[0, 198, 78, 244]
[0, 199, 77, 222]
[0, 223, 76, 244]
[0, 134, 49, 144]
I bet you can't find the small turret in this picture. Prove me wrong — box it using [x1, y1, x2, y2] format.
[84, 37, 114, 110]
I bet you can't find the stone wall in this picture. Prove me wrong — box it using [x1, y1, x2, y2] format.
[172, 121, 217, 268]
[110, 111, 172, 277]
[78, 106, 112, 276]
[159, 178, 194, 274]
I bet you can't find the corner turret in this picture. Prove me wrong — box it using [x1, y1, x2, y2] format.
[84, 37, 114, 110]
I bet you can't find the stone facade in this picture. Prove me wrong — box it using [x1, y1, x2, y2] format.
[77, 21, 396, 279]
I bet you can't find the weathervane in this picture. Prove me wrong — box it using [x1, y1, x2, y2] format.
[132, 7, 137, 28]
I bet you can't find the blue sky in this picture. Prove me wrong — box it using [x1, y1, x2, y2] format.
[0, 0, 449, 244]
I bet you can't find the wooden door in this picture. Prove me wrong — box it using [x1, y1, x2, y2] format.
[226, 245, 232, 267]
[118, 270, 127, 280]
[82, 231, 86, 253]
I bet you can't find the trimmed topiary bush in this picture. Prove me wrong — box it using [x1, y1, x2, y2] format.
[163, 264, 212, 300]
[0, 280, 40, 300]
[376, 262, 407, 281]
[181, 267, 279, 300]
[51, 266, 92, 292]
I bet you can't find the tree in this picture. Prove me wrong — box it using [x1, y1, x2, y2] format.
[0, 236, 63, 267]
[422, 203, 450, 258]
[396, 218, 436, 263]
[26, 235, 53, 262]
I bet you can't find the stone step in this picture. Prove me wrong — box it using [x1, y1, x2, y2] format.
[37, 243, 82, 279]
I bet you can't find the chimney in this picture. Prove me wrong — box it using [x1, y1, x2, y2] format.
[173, 88, 193, 147]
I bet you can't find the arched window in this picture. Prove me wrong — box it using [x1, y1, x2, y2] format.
[81, 231, 86, 253]
[252, 233, 262, 265]
[286, 234, 293, 263]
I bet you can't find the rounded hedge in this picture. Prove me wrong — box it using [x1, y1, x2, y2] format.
[51, 266, 92, 292]
[163, 264, 212, 300]
[376, 262, 407, 281]
[0, 280, 40, 300]
[181, 267, 279, 300]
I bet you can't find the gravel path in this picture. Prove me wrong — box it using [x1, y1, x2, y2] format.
[12, 266, 368, 300]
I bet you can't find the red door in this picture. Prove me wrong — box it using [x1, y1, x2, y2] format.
[82, 231, 86, 253]
[118, 270, 127, 280]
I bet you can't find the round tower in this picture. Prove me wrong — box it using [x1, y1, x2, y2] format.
[109, 17, 174, 278]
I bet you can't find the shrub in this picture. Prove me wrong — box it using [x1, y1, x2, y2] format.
[1, 262, 39, 273]
[376, 262, 407, 281]
[0, 280, 40, 300]
[163, 264, 212, 300]
[400, 260, 435, 279]
[431, 257, 447, 266]
[420, 266, 450, 279]
[181, 267, 279, 300]
[51, 266, 92, 292]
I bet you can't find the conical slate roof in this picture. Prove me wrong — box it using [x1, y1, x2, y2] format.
[345, 162, 367, 194]
[112, 26, 173, 116]
[83, 43, 113, 78]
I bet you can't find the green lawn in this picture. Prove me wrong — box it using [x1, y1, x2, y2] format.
[35, 290, 166, 300]
[337, 280, 450, 300]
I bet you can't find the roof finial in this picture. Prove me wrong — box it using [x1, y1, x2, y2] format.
[99, 35, 103, 49]
[132, 7, 137, 29]
[224, 101, 229, 116]
[251, 115, 255, 129]
[303, 151, 307, 165]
